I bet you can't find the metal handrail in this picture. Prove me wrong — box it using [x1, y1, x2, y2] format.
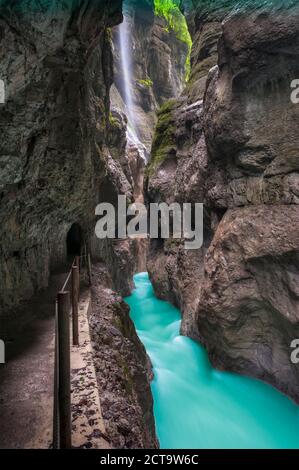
[60, 257, 79, 293]
[53, 258, 77, 449]
[53, 250, 92, 449]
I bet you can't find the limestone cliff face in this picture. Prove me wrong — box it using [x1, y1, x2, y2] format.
[0, 0, 125, 313]
[146, 3, 299, 402]
[199, 7, 299, 403]
[146, 4, 224, 338]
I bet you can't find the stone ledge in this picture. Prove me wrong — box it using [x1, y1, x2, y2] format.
[71, 290, 110, 449]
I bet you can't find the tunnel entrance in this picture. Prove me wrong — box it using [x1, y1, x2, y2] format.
[66, 223, 83, 258]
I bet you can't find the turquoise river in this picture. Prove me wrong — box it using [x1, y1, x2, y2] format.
[125, 272, 299, 449]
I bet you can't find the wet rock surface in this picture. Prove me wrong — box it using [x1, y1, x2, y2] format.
[89, 264, 158, 449]
[0, 0, 154, 313]
[147, 3, 299, 402]
[197, 205, 299, 403]
[0, 0, 123, 313]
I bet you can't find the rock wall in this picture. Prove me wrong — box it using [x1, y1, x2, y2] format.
[146, 1, 299, 402]
[146, 3, 224, 338]
[0, 0, 124, 313]
[199, 5, 299, 403]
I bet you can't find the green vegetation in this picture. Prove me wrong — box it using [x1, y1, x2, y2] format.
[105, 27, 112, 42]
[109, 112, 117, 125]
[158, 98, 177, 115]
[109, 112, 122, 130]
[153, 0, 192, 81]
[146, 99, 177, 176]
[153, 0, 297, 83]
[137, 78, 154, 88]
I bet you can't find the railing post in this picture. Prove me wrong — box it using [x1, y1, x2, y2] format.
[75, 256, 80, 271]
[72, 266, 80, 346]
[53, 301, 60, 449]
[87, 253, 92, 286]
[57, 291, 72, 449]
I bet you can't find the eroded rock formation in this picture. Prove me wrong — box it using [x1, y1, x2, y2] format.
[146, 2, 299, 402]
[146, 3, 224, 337]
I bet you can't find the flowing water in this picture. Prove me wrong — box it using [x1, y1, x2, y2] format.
[125, 272, 299, 449]
[117, 14, 148, 163]
[118, 15, 138, 137]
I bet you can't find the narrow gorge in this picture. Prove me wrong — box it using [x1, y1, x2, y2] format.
[0, 0, 298, 452]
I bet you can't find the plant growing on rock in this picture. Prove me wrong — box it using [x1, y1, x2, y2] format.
[137, 78, 154, 88]
[154, 0, 192, 80]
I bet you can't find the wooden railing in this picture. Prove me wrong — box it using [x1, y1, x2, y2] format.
[53, 251, 92, 449]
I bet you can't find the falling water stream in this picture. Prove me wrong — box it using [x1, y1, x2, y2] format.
[118, 13, 148, 164]
[118, 15, 138, 138]
[125, 273, 299, 449]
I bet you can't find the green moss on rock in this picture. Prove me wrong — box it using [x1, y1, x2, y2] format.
[146, 99, 177, 176]
[109, 112, 122, 129]
[137, 78, 154, 88]
[153, 0, 192, 80]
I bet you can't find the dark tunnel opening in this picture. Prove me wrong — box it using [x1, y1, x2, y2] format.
[66, 223, 83, 258]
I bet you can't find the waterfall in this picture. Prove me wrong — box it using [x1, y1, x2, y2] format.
[118, 15, 137, 138]
[118, 14, 148, 162]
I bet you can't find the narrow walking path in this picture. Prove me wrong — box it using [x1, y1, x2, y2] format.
[0, 271, 109, 449]
[71, 289, 110, 449]
[0, 273, 65, 449]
